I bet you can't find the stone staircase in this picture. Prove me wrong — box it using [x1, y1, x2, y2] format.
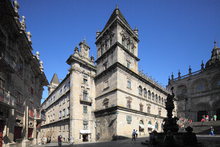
[188, 121, 220, 135]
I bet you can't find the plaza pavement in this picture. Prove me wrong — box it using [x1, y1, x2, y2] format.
[32, 135, 220, 147]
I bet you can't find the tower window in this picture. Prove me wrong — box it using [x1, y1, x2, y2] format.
[140, 104, 143, 112]
[83, 106, 88, 114]
[127, 100, 131, 109]
[83, 90, 88, 101]
[127, 79, 131, 89]
[127, 60, 131, 68]
[103, 61, 108, 70]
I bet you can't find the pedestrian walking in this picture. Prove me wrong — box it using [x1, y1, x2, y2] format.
[210, 126, 215, 136]
[206, 115, 209, 121]
[58, 135, 62, 146]
[132, 129, 136, 141]
[213, 114, 217, 121]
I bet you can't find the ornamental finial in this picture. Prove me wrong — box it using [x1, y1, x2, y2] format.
[13, 0, 20, 14]
[20, 16, 26, 31]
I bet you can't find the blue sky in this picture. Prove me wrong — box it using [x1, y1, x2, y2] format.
[17, 0, 220, 101]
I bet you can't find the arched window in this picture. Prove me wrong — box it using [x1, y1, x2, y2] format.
[148, 90, 151, 100]
[138, 86, 142, 96]
[140, 103, 143, 112]
[155, 94, 158, 102]
[127, 100, 132, 109]
[152, 92, 154, 101]
[158, 96, 161, 103]
[161, 97, 164, 104]
[143, 88, 147, 98]
[147, 105, 151, 113]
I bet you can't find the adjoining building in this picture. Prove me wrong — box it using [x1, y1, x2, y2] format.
[41, 7, 170, 143]
[0, 0, 48, 146]
[168, 41, 220, 122]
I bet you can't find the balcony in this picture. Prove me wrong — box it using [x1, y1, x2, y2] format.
[0, 87, 15, 108]
[80, 96, 92, 106]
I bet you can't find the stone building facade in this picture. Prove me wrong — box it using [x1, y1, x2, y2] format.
[41, 7, 170, 143]
[0, 0, 48, 146]
[168, 42, 220, 122]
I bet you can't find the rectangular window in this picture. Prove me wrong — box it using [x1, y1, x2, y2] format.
[83, 120, 88, 130]
[127, 80, 131, 89]
[83, 78, 88, 84]
[127, 60, 131, 68]
[83, 106, 88, 114]
[83, 91, 88, 101]
[127, 100, 131, 109]
[103, 62, 108, 70]
[126, 115, 132, 124]
[103, 80, 109, 90]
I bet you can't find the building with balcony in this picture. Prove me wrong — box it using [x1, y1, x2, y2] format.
[168, 42, 220, 122]
[0, 0, 48, 146]
[41, 7, 170, 143]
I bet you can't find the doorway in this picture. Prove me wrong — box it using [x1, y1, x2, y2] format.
[82, 134, 88, 142]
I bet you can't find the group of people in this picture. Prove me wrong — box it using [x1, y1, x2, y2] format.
[132, 129, 138, 141]
[201, 114, 217, 122]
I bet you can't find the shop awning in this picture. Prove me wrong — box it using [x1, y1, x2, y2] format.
[80, 130, 91, 134]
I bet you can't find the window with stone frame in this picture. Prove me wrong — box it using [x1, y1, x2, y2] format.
[83, 90, 88, 101]
[161, 97, 164, 104]
[103, 98, 109, 109]
[155, 94, 158, 103]
[138, 86, 142, 96]
[127, 60, 131, 69]
[158, 96, 161, 103]
[103, 80, 109, 90]
[127, 79, 131, 89]
[126, 115, 132, 124]
[83, 75, 88, 85]
[127, 99, 132, 109]
[147, 105, 151, 113]
[140, 103, 143, 112]
[152, 92, 155, 101]
[83, 105, 88, 114]
[83, 120, 88, 130]
[144, 88, 147, 98]
[158, 108, 162, 116]
[148, 90, 151, 100]
[103, 61, 108, 70]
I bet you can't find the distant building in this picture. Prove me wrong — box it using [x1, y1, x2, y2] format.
[41, 7, 170, 143]
[0, 0, 48, 146]
[168, 41, 220, 122]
